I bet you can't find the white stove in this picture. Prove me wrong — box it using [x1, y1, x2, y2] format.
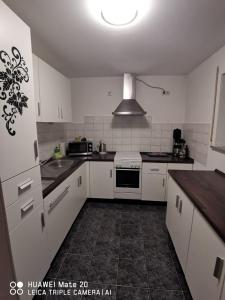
[114, 152, 142, 199]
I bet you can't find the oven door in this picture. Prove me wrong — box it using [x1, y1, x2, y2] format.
[115, 168, 141, 193]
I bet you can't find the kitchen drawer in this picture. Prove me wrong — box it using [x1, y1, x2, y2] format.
[2, 166, 41, 208]
[142, 163, 167, 174]
[167, 163, 193, 170]
[6, 184, 43, 232]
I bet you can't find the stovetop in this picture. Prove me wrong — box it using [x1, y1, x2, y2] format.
[114, 152, 142, 162]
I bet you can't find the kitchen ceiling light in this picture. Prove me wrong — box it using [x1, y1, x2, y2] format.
[87, 0, 150, 28]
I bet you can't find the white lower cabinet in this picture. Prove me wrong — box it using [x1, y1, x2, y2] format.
[44, 164, 87, 261]
[221, 285, 225, 300]
[9, 204, 49, 300]
[89, 161, 114, 199]
[185, 209, 225, 300]
[142, 173, 166, 201]
[166, 176, 194, 271]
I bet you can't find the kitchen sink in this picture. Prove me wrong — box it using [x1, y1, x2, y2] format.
[41, 159, 74, 178]
[146, 152, 170, 158]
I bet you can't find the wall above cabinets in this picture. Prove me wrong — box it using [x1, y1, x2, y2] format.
[32, 54, 72, 123]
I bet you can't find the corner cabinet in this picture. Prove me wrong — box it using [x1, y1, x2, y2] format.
[89, 161, 114, 199]
[185, 209, 225, 300]
[166, 176, 194, 272]
[32, 54, 72, 123]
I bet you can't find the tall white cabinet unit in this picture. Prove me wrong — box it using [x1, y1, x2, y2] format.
[0, 2, 49, 299]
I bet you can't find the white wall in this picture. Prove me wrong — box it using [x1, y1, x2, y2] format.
[71, 76, 186, 124]
[185, 44, 225, 172]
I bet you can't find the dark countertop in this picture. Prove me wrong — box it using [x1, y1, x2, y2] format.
[42, 152, 116, 198]
[169, 169, 225, 243]
[141, 153, 194, 164]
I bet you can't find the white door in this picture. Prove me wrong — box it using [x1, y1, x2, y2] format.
[0, 1, 39, 182]
[175, 189, 194, 272]
[142, 173, 166, 201]
[166, 176, 179, 243]
[186, 209, 225, 300]
[59, 74, 72, 122]
[89, 161, 114, 199]
[32, 54, 41, 121]
[44, 172, 77, 261]
[9, 204, 49, 300]
[39, 58, 60, 122]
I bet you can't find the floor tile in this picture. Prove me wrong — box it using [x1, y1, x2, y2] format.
[147, 254, 181, 290]
[116, 286, 150, 300]
[45, 252, 65, 278]
[87, 255, 118, 285]
[93, 236, 120, 258]
[121, 211, 141, 225]
[57, 254, 92, 281]
[67, 234, 97, 256]
[120, 224, 142, 239]
[144, 237, 171, 256]
[151, 290, 185, 300]
[119, 238, 145, 259]
[117, 257, 149, 288]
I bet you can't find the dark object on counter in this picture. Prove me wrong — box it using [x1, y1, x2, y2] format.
[172, 128, 186, 157]
[81, 137, 87, 142]
[185, 145, 190, 158]
[173, 128, 182, 141]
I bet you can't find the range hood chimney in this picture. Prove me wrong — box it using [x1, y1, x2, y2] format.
[112, 73, 146, 116]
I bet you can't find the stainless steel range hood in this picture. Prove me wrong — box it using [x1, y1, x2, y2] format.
[112, 73, 146, 116]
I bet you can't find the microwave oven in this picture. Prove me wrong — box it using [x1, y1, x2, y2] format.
[67, 141, 93, 156]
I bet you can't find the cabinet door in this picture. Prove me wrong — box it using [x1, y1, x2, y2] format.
[166, 176, 179, 243]
[221, 285, 225, 300]
[59, 74, 72, 122]
[186, 209, 225, 300]
[175, 189, 194, 272]
[142, 174, 166, 201]
[32, 54, 41, 121]
[44, 173, 76, 261]
[90, 162, 114, 199]
[39, 58, 61, 122]
[0, 2, 39, 182]
[9, 204, 49, 300]
[73, 163, 87, 214]
[167, 163, 193, 171]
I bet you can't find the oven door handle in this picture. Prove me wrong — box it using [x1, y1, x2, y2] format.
[116, 168, 140, 171]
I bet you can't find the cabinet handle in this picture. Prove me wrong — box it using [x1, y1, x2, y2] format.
[21, 198, 34, 214]
[210, 66, 219, 144]
[175, 195, 180, 208]
[77, 177, 80, 187]
[34, 140, 39, 160]
[18, 179, 34, 194]
[58, 107, 60, 119]
[41, 212, 45, 229]
[49, 185, 70, 211]
[110, 169, 113, 178]
[179, 199, 183, 213]
[79, 176, 82, 186]
[150, 168, 159, 172]
[162, 178, 165, 187]
[61, 108, 63, 119]
[213, 257, 224, 280]
[37, 102, 41, 116]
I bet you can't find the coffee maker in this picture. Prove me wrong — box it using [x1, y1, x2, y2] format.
[173, 129, 186, 157]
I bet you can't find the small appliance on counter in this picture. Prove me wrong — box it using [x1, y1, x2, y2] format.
[97, 140, 107, 155]
[67, 139, 93, 156]
[172, 128, 187, 158]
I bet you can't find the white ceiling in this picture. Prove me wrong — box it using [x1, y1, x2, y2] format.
[3, 0, 225, 78]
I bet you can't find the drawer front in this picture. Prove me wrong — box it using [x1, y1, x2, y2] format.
[6, 184, 43, 232]
[167, 163, 193, 170]
[142, 163, 167, 174]
[2, 166, 41, 208]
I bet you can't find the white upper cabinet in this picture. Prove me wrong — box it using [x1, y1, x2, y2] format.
[36, 56, 71, 123]
[0, 1, 39, 182]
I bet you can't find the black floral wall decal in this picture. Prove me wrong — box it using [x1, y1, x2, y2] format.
[0, 47, 29, 136]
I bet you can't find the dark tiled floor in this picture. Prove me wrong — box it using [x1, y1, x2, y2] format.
[38, 200, 193, 300]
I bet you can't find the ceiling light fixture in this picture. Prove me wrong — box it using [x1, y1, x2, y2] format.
[87, 0, 150, 28]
